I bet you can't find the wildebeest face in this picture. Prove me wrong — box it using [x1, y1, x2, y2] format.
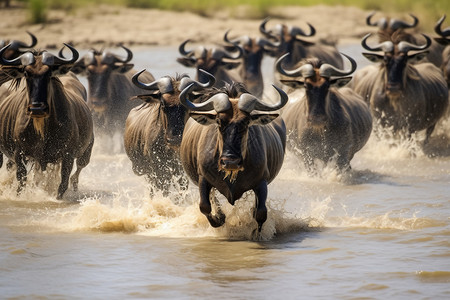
[190, 102, 278, 182]
[304, 76, 329, 128]
[24, 63, 51, 119]
[86, 62, 112, 113]
[160, 93, 189, 148]
[383, 52, 408, 95]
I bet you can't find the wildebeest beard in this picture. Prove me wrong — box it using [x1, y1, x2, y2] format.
[216, 127, 247, 183]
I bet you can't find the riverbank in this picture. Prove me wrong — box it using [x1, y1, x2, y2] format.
[0, 4, 406, 49]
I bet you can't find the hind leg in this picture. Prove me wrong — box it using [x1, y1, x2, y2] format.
[253, 180, 268, 232]
[70, 139, 94, 192]
[14, 152, 27, 194]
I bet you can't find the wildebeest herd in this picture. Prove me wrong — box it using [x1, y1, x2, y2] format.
[0, 12, 449, 232]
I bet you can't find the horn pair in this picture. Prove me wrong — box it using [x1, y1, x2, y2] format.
[132, 69, 216, 94]
[362, 33, 431, 53]
[180, 74, 288, 113]
[276, 52, 356, 78]
[366, 12, 418, 30]
[0, 43, 78, 66]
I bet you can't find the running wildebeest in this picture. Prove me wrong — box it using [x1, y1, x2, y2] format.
[71, 45, 155, 134]
[352, 33, 449, 144]
[222, 29, 279, 98]
[179, 80, 288, 232]
[276, 53, 372, 173]
[0, 43, 94, 199]
[434, 15, 450, 87]
[124, 69, 215, 196]
[176, 39, 243, 88]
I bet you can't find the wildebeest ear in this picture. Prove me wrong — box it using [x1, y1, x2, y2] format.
[177, 57, 197, 67]
[70, 60, 86, 74]
[53, 65, 72, 75]
[330, 76, 352, 87]
[362, 52, 383, 63]
[434, 38, 450, 46]
[222, 61, 241, 70]
[114, 63, 134, 73]
[250, 113, 279, 125]
[408, 51, 429, 63]
[190, 112, 216, 125]
[131, 92, 161, 103]
[280, 79, 304, 88]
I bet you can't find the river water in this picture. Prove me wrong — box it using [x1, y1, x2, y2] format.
[0, 44, 449, 299]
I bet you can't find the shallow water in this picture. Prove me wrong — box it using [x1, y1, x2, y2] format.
[1, 44, 449, 299]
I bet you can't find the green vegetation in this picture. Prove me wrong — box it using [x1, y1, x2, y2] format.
[22, 0, 450, 29]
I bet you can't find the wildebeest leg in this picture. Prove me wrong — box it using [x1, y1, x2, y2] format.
[70, 139, 94, 192]
[0, 153, 3, 168]
[199, 176, 225, 228]
[253, 180, 268, 232]
[424, 124, 436, 145]
[15, 152, 27, 194]
[57, 157, 74, 199]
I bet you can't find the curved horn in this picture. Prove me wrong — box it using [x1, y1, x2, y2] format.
[366, 11, 381, 27]
[179, 69, 216, 91]
[435, 15, 450, 37]
[290, 23, 316, 37]
[259, 17, 279, 40]
[224, 30, 245, 46]
[398, 34, 432, 53]
[42, 43, 79, 66]
[0, 44, 35, 65]
[389, 14, 419, 30]
[10, 31, 38, 50]
[109, 44, 133, 63]
[319, 53, 357, 78]
[179, 39, 193, 56]
[180, 83, 230, 112]
[275, 53, 314, 78]
[361, 33, 394, 52]
[239, 85, 288, 112]
[132, 69, 162, 91]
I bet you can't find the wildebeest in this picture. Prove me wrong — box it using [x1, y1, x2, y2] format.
[222, 30, 279, 98]
[259, 18, 343, 91]
[124, 69, 215, 196]
[0, 44, 94, 199]
[259, 18, 343, 69]
[434, 15, 450, 87]
[352, 33, 449, 144]
[179, 81, 288, 232]
[176, 39, 243, 88]
[366, 11, 444, 67]
[276, 53, 372, 173]
[71, 45, 155, 134]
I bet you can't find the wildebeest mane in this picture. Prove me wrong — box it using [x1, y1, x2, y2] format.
[203, 81, 249, 99]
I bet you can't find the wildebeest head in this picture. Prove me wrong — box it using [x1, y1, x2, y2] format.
[259, 17, 316, 60]
[361, 32, 431, 96]
[366, 11, 418, 35]
[434, 15, 450, 86]
[176, 39, 243, 84]
[132, 69, 215, 148]
[180, 80, 288, 181]
[71, 45, 134, 113]
[276, 52, 356, 128]
[0, 43, 78, 135]
[0, 31, 37, 60]
[223, 30, 278, 90]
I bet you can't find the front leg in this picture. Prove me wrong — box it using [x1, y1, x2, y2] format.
[15, 152, 27, 195]
[57, 156, 74, 199]
[253, 180, 268, 232]
[199, 176, 225, 228]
